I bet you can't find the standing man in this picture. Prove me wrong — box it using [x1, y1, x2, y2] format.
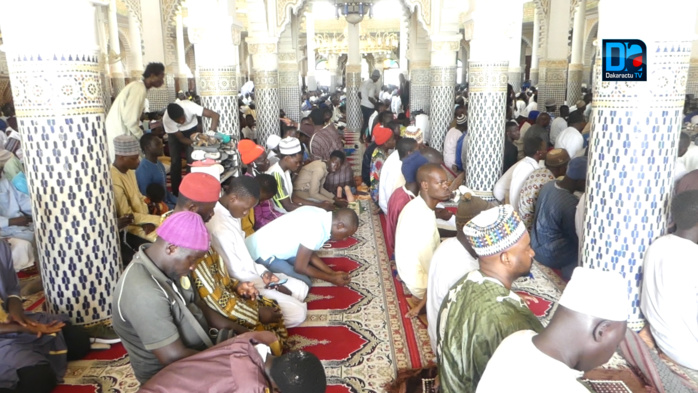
[443, 114, 467, 172]
[399, 73, 410, 113]
[395, 164, 452, 318]
[162, 102, 221, 196]
[437, 205, 543, 393]
[105, 63, 165, 162]
[531, 157, 587, 279]
[359, 70, 381, 142]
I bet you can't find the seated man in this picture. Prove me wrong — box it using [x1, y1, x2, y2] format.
[385, 148, 445, 254]
[531, 157, 587, 279]
[111, 135, 162, 246]
[207, 176, 310, 328]
[478, 267, 628, 392]
[493, 136, 547, 209]
[379, 137, 418, 215]
[437, 205, 543, 393]
[253, 174, 282, 230]
[267, 137, 332, 214]
[396, 164, 452, 318]
[293, 150, 346, 205]
[370, 126, 397, 204]
[641, 189, 698, 370]
[0, 239, 90, 393]
[136, 133, 177, 209]
[113, 211, 247, 384]
[246, 207, 357, 287]
[518, 148, 570, 230]
[139, 332, 326, 393]
[426, 193, 489, 352]
[0, 166, 35, 271]
[168, 173, 288, 348]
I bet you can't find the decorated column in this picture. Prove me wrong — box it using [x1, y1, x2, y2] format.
[465, 1, 509, 200]
[345, 22, 362, 134]
[536, 0, 571, 111]
[0, 0, 121, 325]
[408, 13, 431, 113]
[305, 10, 317, 91]
[507, 1, 524, 91]
[399, 12, 409, 75]
[188, 0, 240, 136]
[278, 21, 302, 122]
[530, 10, 540, 85]
[249, 38, 280, 146]
[175, 13, 193, 91]
[428, 37, 459, 150]
[581, 0, 697, 329]
[566, 0, 586, 105]
[108, 0, 126, 94]
[141, 0, 173, 112]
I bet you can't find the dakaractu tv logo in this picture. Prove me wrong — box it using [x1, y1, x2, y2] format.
[602, 39, 647, 82]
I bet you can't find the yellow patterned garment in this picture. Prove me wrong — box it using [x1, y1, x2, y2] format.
[241, 209, 255, 237]
[110, 166, 161, 242]
[190, 249, 288, 350]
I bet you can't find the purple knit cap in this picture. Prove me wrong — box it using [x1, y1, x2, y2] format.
[157, 211, 210, 251]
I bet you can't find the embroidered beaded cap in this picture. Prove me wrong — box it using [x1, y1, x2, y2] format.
[462, 205, 526, 257]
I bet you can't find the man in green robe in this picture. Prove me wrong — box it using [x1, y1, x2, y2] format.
[436, 205, 544, 393]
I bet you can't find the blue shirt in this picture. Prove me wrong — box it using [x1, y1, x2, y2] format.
[530, 181, 579, 269]
[135, 159, 178, 208]
[245, 206, 332, 261]
[455, 133, 466, 172]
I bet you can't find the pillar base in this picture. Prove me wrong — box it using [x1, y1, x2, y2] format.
[537, 60, 568, 113]
[465, 61, 508, 200]
[429, 66, 457, 150]
[254, 70, 280, 147]
[409, 66, 430, 114]
[279, 69, 301, 123]
[566, 64, 584, 106]
[345, 69, 362, 134]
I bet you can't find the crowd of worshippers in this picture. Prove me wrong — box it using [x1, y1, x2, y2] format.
[2, 61, 698, 393]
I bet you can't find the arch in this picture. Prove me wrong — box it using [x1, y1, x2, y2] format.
[583, 20, 598, 66]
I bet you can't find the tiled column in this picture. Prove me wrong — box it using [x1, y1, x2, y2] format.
[345, 22, 362, 134]
[278, 22, 301, 122]
[688, 38, 698, 96]
[0, 1, 121, 325]
[567, 0, 586, 105]
[128, 11, 144, 80]
[249, 39, 280, 146]
[581, 0, 697, 330]
[428, 39, 459, 150]
[141, 0, 174, 112]
[399, 12, 409, 74]
[328, 54, 339, 92]
[408, 13, 431, 113]
[465, 0, 510, 200]
[537, 0, 570, 110]
[530, 10, 540, 85]
[188, 0, 240, 136]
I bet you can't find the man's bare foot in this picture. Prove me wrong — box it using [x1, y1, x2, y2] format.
[328, 272, 351, 286]
[344, 185, 356, 203]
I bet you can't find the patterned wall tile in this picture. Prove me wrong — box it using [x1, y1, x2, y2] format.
[687, 59, 698, 97]
[279, 70, 301, 123]
[197, 66, 239, 138]
[582, 41, 692, 330]
[465, 61, 508, 201]
[7, 53, 120, 325]
[410, 67, 430, 114]
[429, 66, 457, 151]
[346, 71, 362, 134]
[566, 64, 584, 105]
[537, 59, 568, 113]
[255, 70, 280, 147]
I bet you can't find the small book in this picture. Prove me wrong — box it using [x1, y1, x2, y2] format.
[581, 379, 633, 393]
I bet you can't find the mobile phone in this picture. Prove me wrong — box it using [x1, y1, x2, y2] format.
[267, 278, 288, 288]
